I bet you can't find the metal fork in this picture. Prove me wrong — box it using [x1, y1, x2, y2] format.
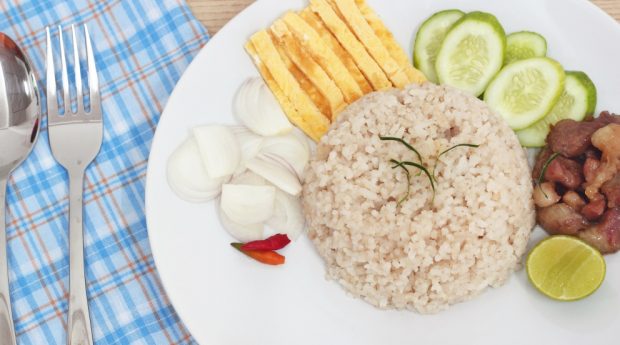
[46, 24, 101, 345]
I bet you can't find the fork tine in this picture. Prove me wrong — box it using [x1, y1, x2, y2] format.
[58, 25, 69, 114]
[84, 24, 101, 118]
[46, 27, 59, 120]
[71, 24, 83, 113]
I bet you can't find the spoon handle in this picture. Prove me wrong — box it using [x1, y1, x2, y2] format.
[0, 178, 17, 345]
[67, 172, 93, 345]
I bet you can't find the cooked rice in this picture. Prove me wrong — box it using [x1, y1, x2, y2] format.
[302, 83, 535, 313]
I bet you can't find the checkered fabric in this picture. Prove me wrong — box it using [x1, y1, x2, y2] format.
[0, 0, 208, 343]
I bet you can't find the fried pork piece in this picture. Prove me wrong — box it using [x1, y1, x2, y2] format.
[534, 112, 620, 254]
[585, 124, 620, 201]
[581, 198, 607, 221]
[537, 203, 589, 236]
[547, 112, 620, 158]
[533, 182, 560, 208]
[532, 146, 553, 180]
[579, 208, 620, 254]
[602, 174, 620, 208]
[584, 156, 601, 183]
[563, 191, 586, 212]
[544, 156, 584, 190]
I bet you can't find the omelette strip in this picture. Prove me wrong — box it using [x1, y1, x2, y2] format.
[329, 0, 409, 88]
[309, 0, 391, 90]
[267, 31, 332, 118]
[245, 42, 303, 133]
[247, 31, 330, 141]
[300, 8, 372, 94]
[282, 12, 363, 104]
[354, 0, 427, 83]
[271, 19, 346, 117]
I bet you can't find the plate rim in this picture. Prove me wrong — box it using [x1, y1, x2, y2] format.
[145, 0, 620, 343]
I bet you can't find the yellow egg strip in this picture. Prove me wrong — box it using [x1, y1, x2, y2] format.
[282, 12, 363, 104]
[271, 19, 346, 117]
[247, 31, 330, 141]
[300, 7, 373, 94]
[267, 30, 333, 119]
[309, 0, 391, 90]
[354, 0, 427, 84]
[329, 0, 410, 88]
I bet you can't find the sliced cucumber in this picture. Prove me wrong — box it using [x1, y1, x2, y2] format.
[485, 57, 565, 130]
[413, 10, 465, 84]
[435, 11, 506, 96]
[516, 71, 597, 147]
[504, 31, 547, 65]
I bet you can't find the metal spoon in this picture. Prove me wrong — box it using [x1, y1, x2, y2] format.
[0, 32, 41, 345]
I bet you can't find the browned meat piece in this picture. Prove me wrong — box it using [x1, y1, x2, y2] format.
[597, 111, 620, 125]
[546, 112, 620, 158]
[544, 156, 583, 189]
[537, 203, 589, 236]
[547, 120, 603, 158]
[583, 157, 601, 183]
[532, 147, 553, 181]
[533, 182, 561, 208]
[578, 207, 620, 254]
[585, 124, 620, 200]
[563, 191, 586, 211]
[535, 113, 620, 254]
[581, 198, 606, 221]
[602, 174, 620, 208]
[584, 148, 600, 159]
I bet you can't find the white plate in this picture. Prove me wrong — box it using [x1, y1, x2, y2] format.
[145, 0, 620, 344]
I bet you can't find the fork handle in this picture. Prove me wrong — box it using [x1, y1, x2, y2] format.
[0, 179, 16, 345]
[67, 171, 93, 345]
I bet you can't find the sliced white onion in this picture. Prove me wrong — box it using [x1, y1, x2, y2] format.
[167, 137, 226, 202]
[259, 132, 310, 178]
[245, 158, 302, 196]
[267, 190, 306, 240]
[260, 153, 301, 182]
[234, 129, 264, 174]
[218, 203, 264, 242]
[193, 125, 241, 178]
[221, 184, 276, 225]
[231, 170, 267, 185]
[291, 127, 312, 153]
[234, 77, 293, 137]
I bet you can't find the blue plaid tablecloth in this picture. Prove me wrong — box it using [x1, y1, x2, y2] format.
[0, 0, 208, 343]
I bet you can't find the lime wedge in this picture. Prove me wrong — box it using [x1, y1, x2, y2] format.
[526, 236, 606, 301]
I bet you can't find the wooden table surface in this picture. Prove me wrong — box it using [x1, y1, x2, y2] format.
[187, 0, 620, 35]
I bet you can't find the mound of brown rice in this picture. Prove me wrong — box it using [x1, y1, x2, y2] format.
[302, 83, 535, 314]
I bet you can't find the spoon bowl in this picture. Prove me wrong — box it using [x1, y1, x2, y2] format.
[0, 32, 40, 345]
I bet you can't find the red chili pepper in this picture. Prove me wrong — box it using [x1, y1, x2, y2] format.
[241, 234, 291, 251]
[231, 243, 285, 265]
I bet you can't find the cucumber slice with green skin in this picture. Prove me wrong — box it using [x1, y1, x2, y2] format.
[484, 57, 565, 130]
[435, 11, 506, 97]
[504, 31, 548, 65]
[413, 10, 465, 84]
[516, 71, 597, 147]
